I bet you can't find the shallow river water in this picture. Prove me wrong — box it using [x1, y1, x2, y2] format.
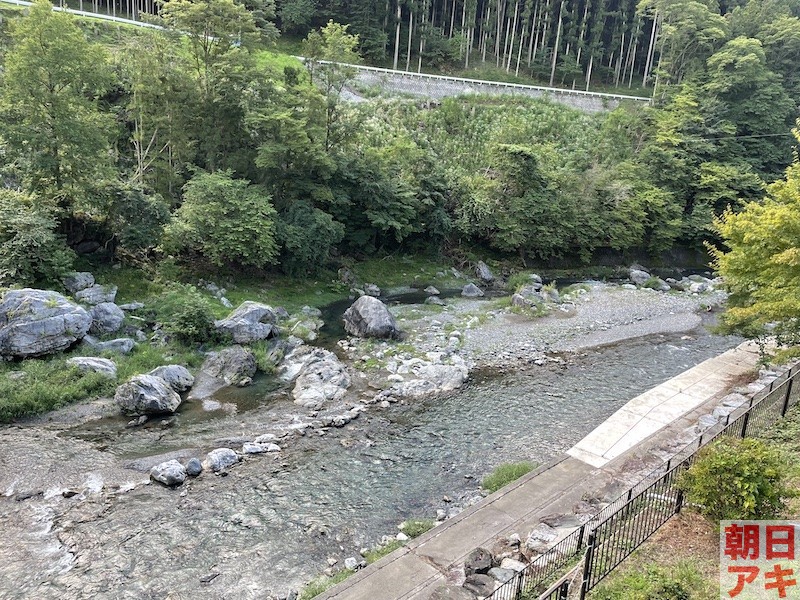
[0, 326, 741, 599]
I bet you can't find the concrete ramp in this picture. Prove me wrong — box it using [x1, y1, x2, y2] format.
[567, 341, 761, 467]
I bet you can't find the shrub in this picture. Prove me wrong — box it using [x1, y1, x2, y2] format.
[163, 170, 279, 269]
[0, 189, 74, 286]
[276, 200, 344, 276]
[482, 461, 536, 493]
[147, 285, 221, 346]
[678, 437, 789, 521]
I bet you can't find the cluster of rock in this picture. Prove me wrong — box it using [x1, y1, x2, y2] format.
[626, 265, 721, 295]
[149, 436, 281, 487]
[430, 546, 528, 599]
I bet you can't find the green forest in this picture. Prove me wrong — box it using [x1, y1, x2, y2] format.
[0, 0, 798, 289]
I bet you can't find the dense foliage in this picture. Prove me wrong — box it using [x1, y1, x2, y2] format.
[0, 0, 797, 286]
[678, 437, 789, 521]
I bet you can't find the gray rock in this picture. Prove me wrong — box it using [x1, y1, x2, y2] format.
[629, 268, 651, 286]
[282, 347, 351, 409]
[343, 296, 398, 339]
[643, 277, 671, 292]
[424, 286, 441, 295]
[147, 365, 194, 392]
[544, 288, 560, 304]
[75, 284, 118, 305]
[488, 568, 516, 584]
[461, 283, 484, 298]
[89, 302, 125, 334]
[291, 319, 320, 342]
[721, 393, 749, 408]
[253, 433, 277, 444]
[0, 289, 92, 358]
[364, 283, 381, 297]
[115, 374, 181, 415]
[66, 357, 117, 378]
[517, 285, 544, 300]
[214, 301, 278, 344]
[150, 459, 187, 486]
[499, 558, 526, 572]
[344, 557, 359, 570]
[526, 523, 557, 551]
[428, 585, 478, 600]
[425, 296, 446, 306]
[203, 448, 239, 472]
[83, 335, 136, 354]
[62, 272, 95, 294]
[118, 302, 145, 311]
[464, 547, 492, 576]
[185, 458, 203, 476]
[511, 294, 530, 308]
[463, 574, 497, 596]
[475, 261, 494, 283]
[242, 442, 281, 454]
[415, 364, 468, 391]
[201, 346, 257, 387]
[689, 281, 709, 294]
[274, 306, 290, 320]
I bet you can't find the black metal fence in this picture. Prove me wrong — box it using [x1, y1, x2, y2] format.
[488, 361, 800, 600]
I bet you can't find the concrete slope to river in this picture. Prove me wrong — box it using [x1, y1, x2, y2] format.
[0, 282, 743, 599]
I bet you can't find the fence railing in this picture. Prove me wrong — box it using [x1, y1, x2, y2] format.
[487, 361, 800, 600]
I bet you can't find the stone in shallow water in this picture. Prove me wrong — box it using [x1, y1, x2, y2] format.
[203, 448, 239, 472]
[461, 283, 484, 298]
[150, 460, 187, 486]
[115, 374, 181, 415]
[242, 442, 281, 454]
[185, 458, 203, 476]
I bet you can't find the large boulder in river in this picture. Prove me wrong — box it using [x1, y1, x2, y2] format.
[284, 347, 351, 409]
[342, 295, 398, 339]
[115, 374, 181, 415]
[147, 365, 194, 392]
[89, 302, 125, 334]
[214, 301, 278, 344]
[200, 345, 257, 387]
[0, 289, 92, 358]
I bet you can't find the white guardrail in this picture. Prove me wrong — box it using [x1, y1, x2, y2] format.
[0, 0, 651, 105]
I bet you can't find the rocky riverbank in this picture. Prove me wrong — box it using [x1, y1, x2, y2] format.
[0, 264, 739, 599]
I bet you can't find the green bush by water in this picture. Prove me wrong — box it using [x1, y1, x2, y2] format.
[482, 461, 536, 493]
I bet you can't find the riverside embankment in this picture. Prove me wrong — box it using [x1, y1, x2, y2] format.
[0, 279, 744, 599]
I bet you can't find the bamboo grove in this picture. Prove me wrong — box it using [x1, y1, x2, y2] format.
[55, 0, 791, 91]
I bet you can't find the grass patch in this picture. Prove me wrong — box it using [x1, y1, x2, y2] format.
[590, 560, 714, 600]
[482, 461, 536, 493]
[399, 518, 436, 538]
[0, 359, 111, 422]
[298, 569, 354, 600]
[363, 539, 404, 564]
[0, 338, 202, 423]
[349, 254, 459, 289]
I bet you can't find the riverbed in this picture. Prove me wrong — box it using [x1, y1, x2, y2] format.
[0, 285, 742, 599]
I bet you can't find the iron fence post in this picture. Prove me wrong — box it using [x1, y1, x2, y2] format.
[576, 523, 586, 551]
[579, 532, 596, 600]
[741, 410, 750, 439]
[559, 580, 570, 599]
[782, 378, 794, 416]
[675, 488, 684, 515]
